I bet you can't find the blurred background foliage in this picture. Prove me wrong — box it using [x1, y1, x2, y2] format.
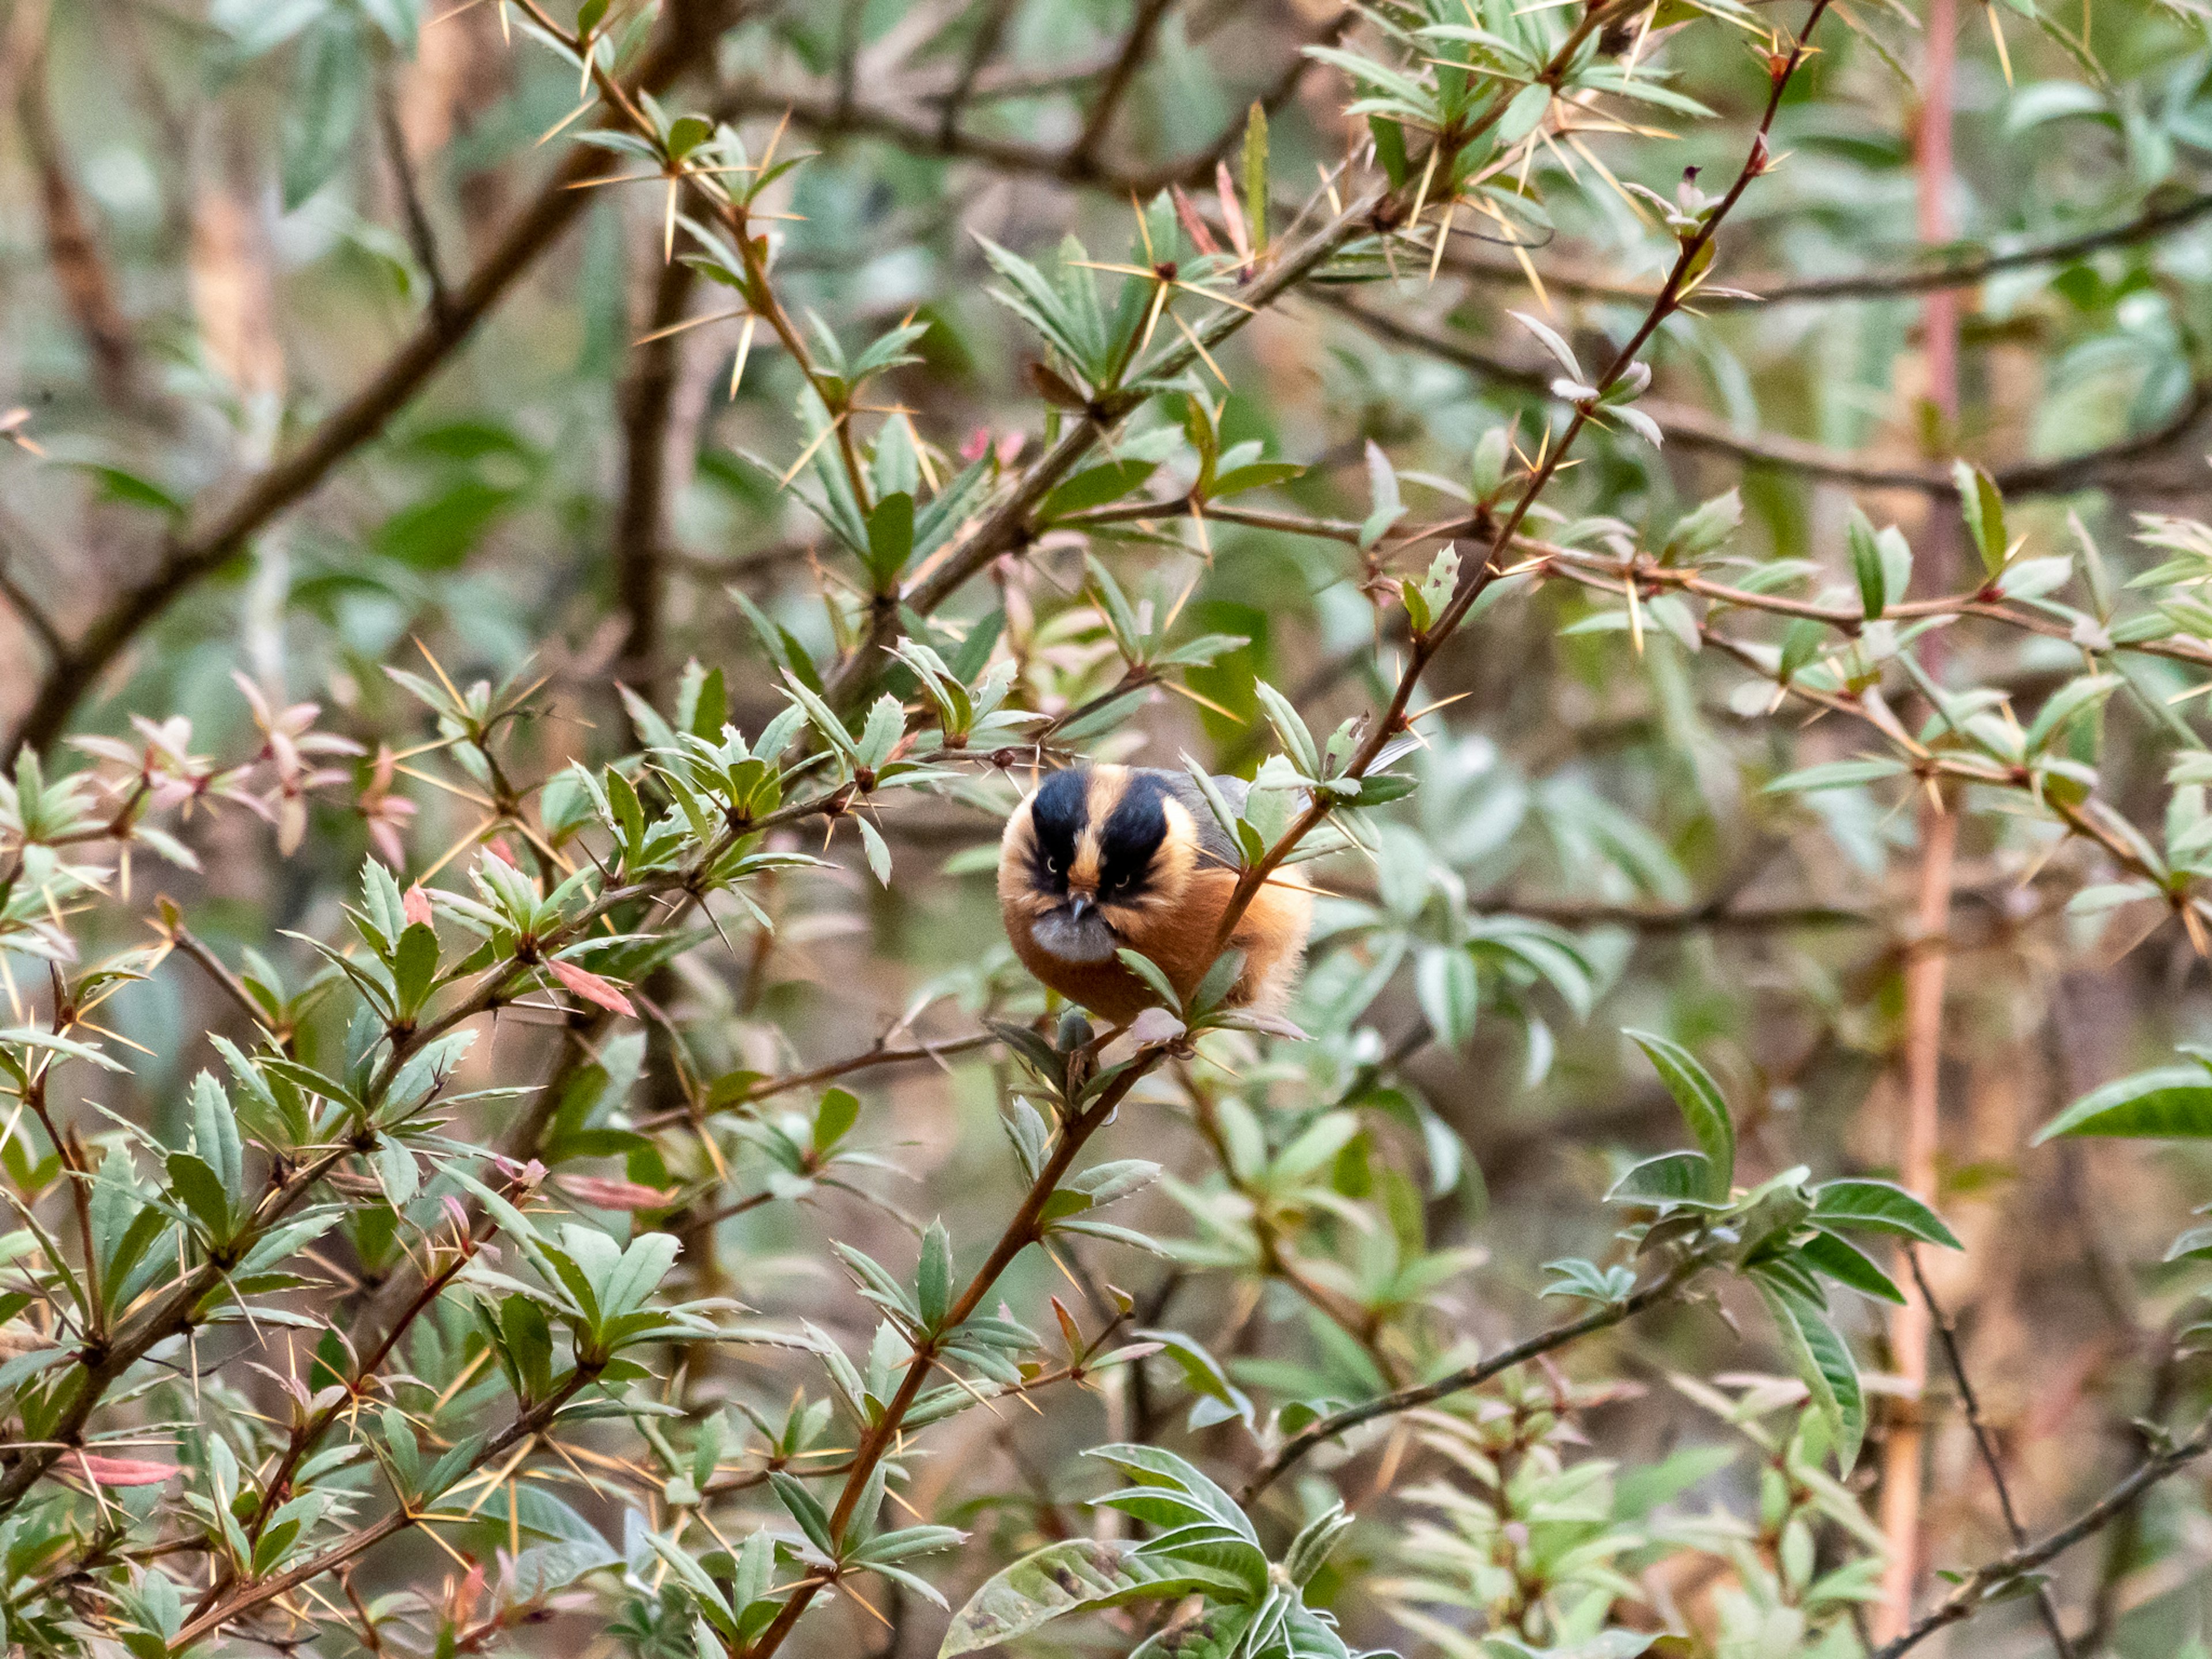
[16, 0, 2212, 1656]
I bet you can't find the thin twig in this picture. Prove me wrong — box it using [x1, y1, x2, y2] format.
[1441, 185, 2212, 309]
[375, 67, 454, 322]
[1067, 0, 1176, 173]
[1869, 1411, 2212, 1659]
[1906, 1247, 2076, 1659]
[1238, 1249, 1715, 1505]
[1321, 291, 2212, 497]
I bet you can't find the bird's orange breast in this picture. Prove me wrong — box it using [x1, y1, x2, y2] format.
[1001, 867, 1312, 1025]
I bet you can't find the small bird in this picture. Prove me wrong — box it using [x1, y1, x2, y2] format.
[998, 764, 1312, 1025]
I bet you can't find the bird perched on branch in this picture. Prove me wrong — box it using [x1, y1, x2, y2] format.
[998, 764, 1312, 1024]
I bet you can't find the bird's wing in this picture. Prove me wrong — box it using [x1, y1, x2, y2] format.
[1137, 767, 1245, 869]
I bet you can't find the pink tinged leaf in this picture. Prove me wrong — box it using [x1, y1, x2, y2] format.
[75, 1452, 179, 1487]
[442, 1195, 471, 1234]
[1225, 1008, 1310, 1041]
[995, 431, 1024, 467]
[486, 837, 520, 867]
[369, 822, 407, 868]
[1127, 1007, 1187, 1050]
[1214, 162, 1251, 258]
[276, 796, 307, 856]
[562, 1175, 673, 1211]
[546, 957, 635, 1016]
[1172, 186, 1221, 257]
[961, 425, 992, 463]
[403, 883, 435, 927]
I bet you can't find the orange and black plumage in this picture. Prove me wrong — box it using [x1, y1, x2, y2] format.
[998, 764, 1312, 1025]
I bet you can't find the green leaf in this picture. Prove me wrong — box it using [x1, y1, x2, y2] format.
[770, 1471, 839, 1558]
[816, 1088, 859, 1151]
[1497, 81, 1551, 143]
[1368, 116, 1408, 187]
[1041, 459, 1157, 520]
[915, 1220, 952, 1330]
[1954, 460, 2009, 578]
[1755, 1276, 1865, 1474]
[282, 18, 366, 209]
[1114, 948, 1181, 1012]
[856, 816, 893, 887]
[373, 481, 517, 570]
[1241, 103, 1268, 252]
[940, 1539, 1244, 1657]
[863, 491, 915, 587]
[1604, 1150, 1721, 1208]
[1846, 507, 1887, 618]
[1415, 948, 1478, 1053]
[74, 463, 185, 518]
[1624, 1030, 1733, 1199]
[1765, 758, 1910, 793]
[2035, 1065, 2212, 1141]
[1809, 1179, 1962, 1248]
[1801, 1229, 1906, 1304]
[1252, 680, 1319, 776]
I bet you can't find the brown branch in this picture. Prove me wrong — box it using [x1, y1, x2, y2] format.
[5, 0, 740, 756]
[1906, 1248, 2075, 1659]
[615, 254, 700, 692]
[1320, 291, 2212, 497]
[375, 68, 453, 323]
[1868, 1410, 2212, 1659]
[1442, 185, 2212, 310]
[0, 543, 66, 668]
[13, 0, 137, 408]
[1205, 0, 1835, 963]
[1067, 0, 1176, 173]
[743, 1052, 1164, 1659]
[1238, 1248, 1715, 1505]
[933, 0, 1020, 140]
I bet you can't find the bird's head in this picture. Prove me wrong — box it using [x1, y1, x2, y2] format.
[999, 766, 1199, 962]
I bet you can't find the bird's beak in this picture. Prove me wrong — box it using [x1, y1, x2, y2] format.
[1065, 893, 1092, 925]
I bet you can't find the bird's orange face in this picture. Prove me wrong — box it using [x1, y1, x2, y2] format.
[998, 767, 1198, 964]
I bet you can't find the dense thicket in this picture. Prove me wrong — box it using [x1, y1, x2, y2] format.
[9, 3, 2212, 1658]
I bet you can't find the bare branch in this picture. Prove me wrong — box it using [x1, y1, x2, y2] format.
[1239, 1249, 1717, 1505]
[374, 67, 454, 323]
[1441, 185, 2212, 310]
[12, 0, 137, 408]
[1906, 1248, 2075, 1659]
[615, 253, 700, 693]
[1869, 1410, 2212, 1659]
[1320, 290, 2212, 497]
[1066, 0, 1176, 175]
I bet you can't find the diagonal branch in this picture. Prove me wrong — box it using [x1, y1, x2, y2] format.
[1238, 1249, 1716, 1505]
[1066, 0, 1176, 174]
[13, 0, 138, 408]
[1869, 1409, 2212, 1659]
